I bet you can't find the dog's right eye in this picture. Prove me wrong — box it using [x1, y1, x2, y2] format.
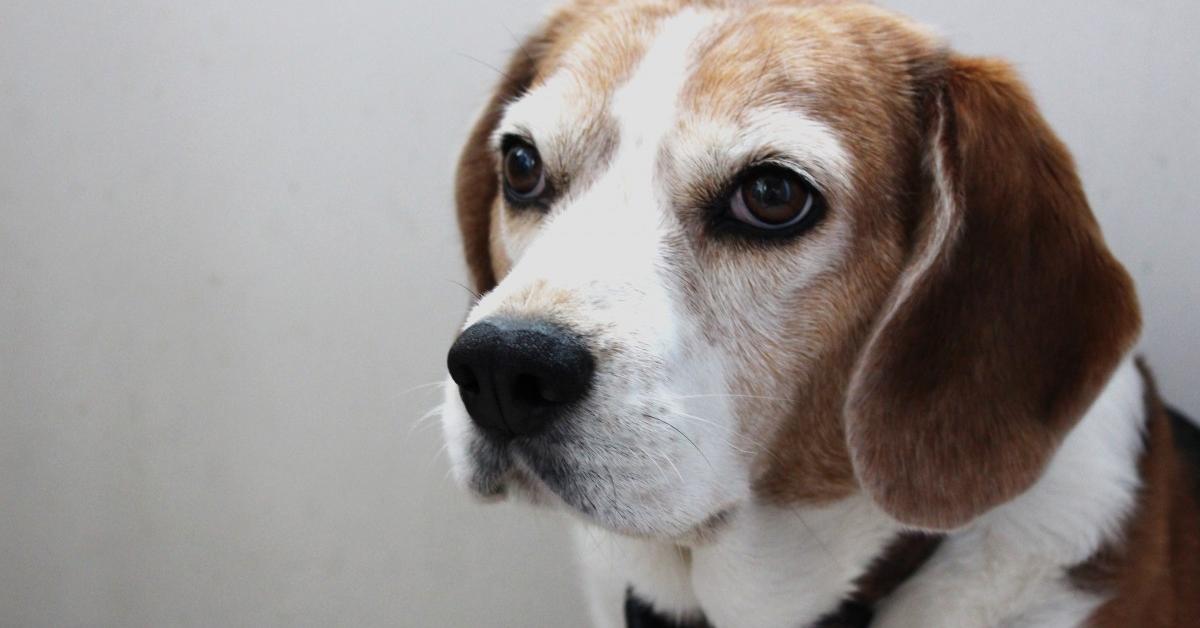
[730, 166, 820, 231]
[712, 165, 825, 239]
[502, 140, 546, 203]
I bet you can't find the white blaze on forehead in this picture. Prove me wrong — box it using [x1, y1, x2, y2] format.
[493, 9, 719, 179]
[485, 9, 721, 273]
[609, 9, 717, 156]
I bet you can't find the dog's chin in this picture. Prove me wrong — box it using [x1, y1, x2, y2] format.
[455, 446, 736, 545]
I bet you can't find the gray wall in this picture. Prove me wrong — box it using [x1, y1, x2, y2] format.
[1, 1, 1195, 626]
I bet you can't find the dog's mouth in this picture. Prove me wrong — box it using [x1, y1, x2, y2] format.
[442, 363, 747, 542]
[459, 431, 738, 544]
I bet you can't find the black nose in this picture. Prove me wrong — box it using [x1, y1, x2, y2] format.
[446, 317, 595, 438]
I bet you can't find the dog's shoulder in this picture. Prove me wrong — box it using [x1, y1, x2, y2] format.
[1071, 365, 1200, 628]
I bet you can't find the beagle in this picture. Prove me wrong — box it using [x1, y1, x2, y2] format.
[438, 1, 1200, 626]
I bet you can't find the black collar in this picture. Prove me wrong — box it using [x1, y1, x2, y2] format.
[624, 532, 943, 628]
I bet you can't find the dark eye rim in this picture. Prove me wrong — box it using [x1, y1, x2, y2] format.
[707, 163, 827, 240]
[499, 135, 553, 209]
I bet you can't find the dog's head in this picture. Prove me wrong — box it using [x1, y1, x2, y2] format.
[439, 0, 1140, 538]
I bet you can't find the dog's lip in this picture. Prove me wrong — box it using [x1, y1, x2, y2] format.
[464, 435, 740, 543]
[492, 457, 563, 507]
[509, 450, 740, 543]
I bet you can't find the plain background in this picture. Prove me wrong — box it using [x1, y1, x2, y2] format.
[1, 1, 1196, 626]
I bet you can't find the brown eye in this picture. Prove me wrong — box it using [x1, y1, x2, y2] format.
[729, 167, 819, 231]
[503, 141, 546, 200]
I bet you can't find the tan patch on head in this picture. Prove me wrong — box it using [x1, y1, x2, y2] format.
[534, 0, 678, 94]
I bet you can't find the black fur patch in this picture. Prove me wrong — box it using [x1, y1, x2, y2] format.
[624, 589, 709, 628]
[1167, 406, 1200, 500]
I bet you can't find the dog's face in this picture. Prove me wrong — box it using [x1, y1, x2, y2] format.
[440, 0, 1140, 539]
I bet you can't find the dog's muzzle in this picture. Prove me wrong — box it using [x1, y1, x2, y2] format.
[446, 317, 595, 440]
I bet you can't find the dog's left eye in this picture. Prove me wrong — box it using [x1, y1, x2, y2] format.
[728, 166, 821, 231]
[502, 140, 546, 202]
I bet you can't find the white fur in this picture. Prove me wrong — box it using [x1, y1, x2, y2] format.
[690, 496, 900, 628]
[574, 495, 901, 628]
[574, 525, 702, 628]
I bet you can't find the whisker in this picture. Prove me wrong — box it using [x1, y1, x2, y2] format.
[398, 380, 448, 397]
[501, 23, 536, 67]
[662, 392, 799, 403]
[641, 395, 769, 443]
[642, 413, 712, 470]
[455, 51, 515, 82]
[636, 442, 669, 481]
[669, 409, 776, 459]
[657, 450, 685, 485]
[445, 278, 482, 302]
[408, 403, 446, 437]
[633, 440, 684, 486]
[641, 395, 786, 464]
[428, 441, 451, 473]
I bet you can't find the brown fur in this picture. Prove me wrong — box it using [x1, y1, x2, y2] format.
[453, 31, 542, 292]
[845, 55, 1142, 530]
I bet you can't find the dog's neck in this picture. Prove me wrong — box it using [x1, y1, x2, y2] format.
[576, 495, 893, 627]
[576, 357, 1148, 628]
[625, 532, 942, 628]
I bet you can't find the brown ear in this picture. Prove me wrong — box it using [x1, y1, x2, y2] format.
[846, 56, 1141, 530]
[454, 27, 556, 293]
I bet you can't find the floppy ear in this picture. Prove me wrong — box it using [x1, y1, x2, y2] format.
[454, 27, 556, 293]
[845, 56, 1141, 530]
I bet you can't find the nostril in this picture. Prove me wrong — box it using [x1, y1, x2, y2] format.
[511, 373, 545, 405]
[539, 378, 567, 404]
[450, 364, 480, 395]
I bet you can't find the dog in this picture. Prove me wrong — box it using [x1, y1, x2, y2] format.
[437, 1, 1200, 626]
